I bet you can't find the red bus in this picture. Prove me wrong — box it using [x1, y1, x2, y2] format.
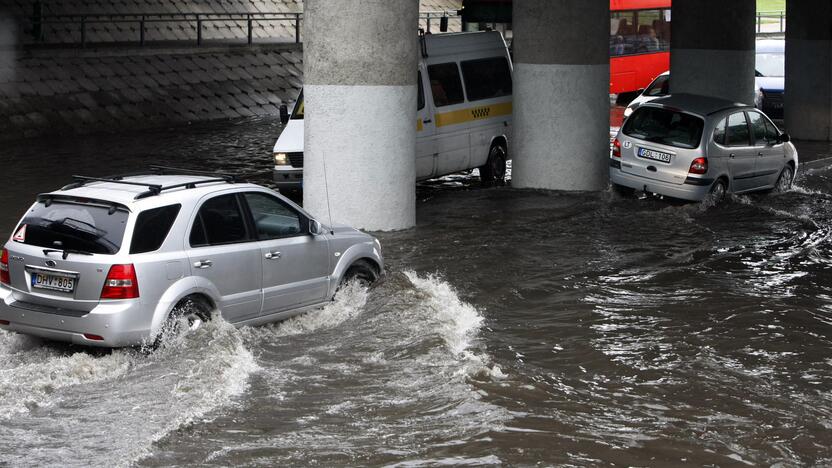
[460, 0, 671, 95]
[610, 0, 672, 95]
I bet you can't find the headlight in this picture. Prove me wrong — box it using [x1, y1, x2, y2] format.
[274, 152, 289, 166]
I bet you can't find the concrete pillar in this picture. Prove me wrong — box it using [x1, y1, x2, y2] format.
[303, 0, 417, 231]
[670, 0, 756, 104]
[511, 1, 610, 192]
[785, 1, 832, 141]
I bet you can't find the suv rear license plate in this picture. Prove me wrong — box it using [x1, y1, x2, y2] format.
[32, 273, 75, 293]
[638, 148, 672, 164]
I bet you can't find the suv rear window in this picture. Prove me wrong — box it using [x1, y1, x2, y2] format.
[130, 204, 181, 254]
[622, 106, 704, 149]
[15, 199, 129, 255]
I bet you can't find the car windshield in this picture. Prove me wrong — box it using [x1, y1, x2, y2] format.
[644, 75, 669, 97]
[291, 91, 304, 120]
[15, 200, 129, 255]
[756, 52, 784, 77]
[623, 106, 705, 149]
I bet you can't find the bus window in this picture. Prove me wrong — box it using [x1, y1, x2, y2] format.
[460, 57, 512, 102]
[610, 8, 671, 56]
[427, 63, 465, 107]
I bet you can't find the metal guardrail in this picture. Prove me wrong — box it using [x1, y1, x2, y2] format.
[756, 10, 786, 35]
[28, 7, 462, 48]
[32, 12, 303, 47]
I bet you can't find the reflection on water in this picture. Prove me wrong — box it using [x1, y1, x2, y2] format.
[1, 116, 832, 466]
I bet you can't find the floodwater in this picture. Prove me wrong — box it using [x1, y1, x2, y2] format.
[1, 117, 832, 467]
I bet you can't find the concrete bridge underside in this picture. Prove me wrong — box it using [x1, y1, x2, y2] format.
[303, 0, 830, 231]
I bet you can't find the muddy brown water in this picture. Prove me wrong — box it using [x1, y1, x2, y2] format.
[1, 116, 831, 467]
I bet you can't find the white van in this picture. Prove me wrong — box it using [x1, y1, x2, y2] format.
[272, 31, 513, 190]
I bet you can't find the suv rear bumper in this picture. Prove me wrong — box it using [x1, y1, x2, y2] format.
[0, 286, 150, 347]
[610, 164, 712, 201]
[273, 166, 303, 189]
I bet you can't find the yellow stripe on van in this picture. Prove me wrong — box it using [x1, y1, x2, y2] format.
[417, 118, 423, 132]
[435, 102, 512, 128]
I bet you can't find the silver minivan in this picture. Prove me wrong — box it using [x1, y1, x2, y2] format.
[0, 168, 383, 347]
[611, 94, 798, 201]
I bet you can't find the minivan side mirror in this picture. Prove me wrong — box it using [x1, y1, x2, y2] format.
[309, 219, 324, 236]
[279, 104, 289, 125]
[779, 132, 791, 143]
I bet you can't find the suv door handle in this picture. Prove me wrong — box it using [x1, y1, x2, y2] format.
[757, 152, 764, 156]
[423, 118, 432, 124]
[264, 251, 282, 260]
[193, 260, 213, 269]
[729, 153, 736, 159]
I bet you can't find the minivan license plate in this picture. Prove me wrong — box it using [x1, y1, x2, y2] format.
[638, 148, 672, 164]
[31, 273, 75, 293]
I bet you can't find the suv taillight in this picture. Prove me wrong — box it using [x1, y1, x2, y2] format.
[689, 157, 708, 175]
[0, 248, 9, 286]
[100, 264, 139, 299]
[612, 139, 622, 158]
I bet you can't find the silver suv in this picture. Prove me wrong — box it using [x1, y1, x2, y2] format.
[0, 167, 383, 347]
[611, 94, 798, 201]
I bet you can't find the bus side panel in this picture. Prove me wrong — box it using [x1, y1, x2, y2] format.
[610, 53, 669, 95]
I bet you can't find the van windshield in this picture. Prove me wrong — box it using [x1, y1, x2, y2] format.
[14, 200, 129, 255]
[623, 106, 704, 149]
[292, 91, 304, 120]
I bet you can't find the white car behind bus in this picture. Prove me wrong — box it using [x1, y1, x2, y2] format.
[273, 31, 513, 189]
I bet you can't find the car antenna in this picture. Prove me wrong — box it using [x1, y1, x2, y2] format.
[321, 151, 335, 235]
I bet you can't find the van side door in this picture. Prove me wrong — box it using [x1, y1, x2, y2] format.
[723, 111, 758, 193]
[426, 61, 471, 176]
[748, 110, 786, 189]
[416, 69, 437, 179]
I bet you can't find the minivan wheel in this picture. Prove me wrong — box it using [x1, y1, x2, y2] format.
[708, 179, 727, 204]
[775, 166, 794, 193]
[338, 260, 379, 291]
[479, 144, 507, 186]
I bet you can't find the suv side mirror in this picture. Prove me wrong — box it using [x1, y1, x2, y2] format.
[309, 219, 324, 236]
[279, 104, 289, 125]
[779, 132, 791, 143]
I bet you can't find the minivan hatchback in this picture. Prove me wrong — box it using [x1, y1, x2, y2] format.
[610, 94, 798, 201]
[0, 167, 383, 347]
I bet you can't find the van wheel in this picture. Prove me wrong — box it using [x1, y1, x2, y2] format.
[774, 166, 794, 193]
[338, 260, 379, 291]
[480, 144, 507, 186]
[707, 179, 727, 205]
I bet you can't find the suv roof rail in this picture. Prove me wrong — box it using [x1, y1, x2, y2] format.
[149, 165, 236, 182]
[61, 167, 238, 200]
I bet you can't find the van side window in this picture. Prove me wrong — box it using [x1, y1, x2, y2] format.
[190, 194, 251, 247]
[130, 204, 181, 254]
[726, 112, 751, 147]
[427, 63, 465, 107]
[460, 57, 512, 101]
[713, 118, 727, 145]
[417, 72, 425, 111]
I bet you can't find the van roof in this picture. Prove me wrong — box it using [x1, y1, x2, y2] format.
[423, 31, 508, 57]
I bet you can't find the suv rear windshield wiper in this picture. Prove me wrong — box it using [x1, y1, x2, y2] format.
[43, 248, 94, 260]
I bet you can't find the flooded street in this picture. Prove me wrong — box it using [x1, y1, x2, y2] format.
[2, 117, 832, 466]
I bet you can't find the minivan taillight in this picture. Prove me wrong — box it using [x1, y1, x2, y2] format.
[100, 264, 139, 299]
[0, 248, 9, 286]
[689, 157, 708, 175]
[612, 139, 622, 158]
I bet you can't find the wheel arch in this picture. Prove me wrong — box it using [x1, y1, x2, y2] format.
[328, 242, 383, 298]
[150, 277, 221, 335]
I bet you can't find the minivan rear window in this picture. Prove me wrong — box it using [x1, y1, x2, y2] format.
[622, 107, 704, 149]
[15, 199, 129, 255]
